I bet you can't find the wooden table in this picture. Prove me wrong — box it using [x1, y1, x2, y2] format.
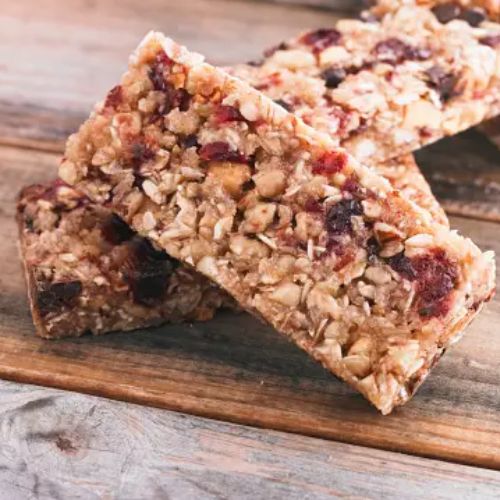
[1, 0, 500, 497]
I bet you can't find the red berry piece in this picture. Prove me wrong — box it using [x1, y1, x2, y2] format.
[104, 85, 123, 110]
[479, 34, 500, 48]
[148, 51, 174, 91]
[373, 38, 430, 65]
[214, 105, 245, 124]
[199, 142, 247, 163]
[312, 151, 348, 176]
[301, 29, 342, 53]
[264, 41, 289, 58]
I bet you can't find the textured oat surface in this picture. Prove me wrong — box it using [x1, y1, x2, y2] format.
[17, 182, 233, 338]
[60, 32, 495, 413]
[228, 4, 500, 165]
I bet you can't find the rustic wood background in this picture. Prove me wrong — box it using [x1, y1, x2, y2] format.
[0, 0, 499, 496]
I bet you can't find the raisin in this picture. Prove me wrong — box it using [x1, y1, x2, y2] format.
[264, 41, 289, 58]
[148, 52, 174, 91]
[274, 99, 293, 112]
[387, 252, 417, 281]
[304, 199, 323, 213]
[130, 142, 155, 169]
[199, 142, 247, 163]
[214, 105, 245, 124]
[321, 67, 347, 89]
[104, 85, 123, 110]
[366, 237, 381, 263]
[123, 237, 178, 306]
[459, 7, 486, 26]
[36, 280, 83, 316]
[479, 34, 500, 48]
[101, 214, 135, 245]
[182, 134, 200, 149]
[312, 151, 348, 176]
[432, 2, 461, 23]
[300, 29, 342, 53]
[425, 65, 459, 102]
[325, 199, 363, 236]
[373, 38, 430, 65]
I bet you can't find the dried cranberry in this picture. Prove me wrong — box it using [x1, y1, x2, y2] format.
[412, 249, 458, 318]
[182, 134, 200, 149]
[264, 41, 289, 58]
[479, 34, 500, 48]
[425, 65, 459, 102]
[101, 214, 135, 245]
[36, 280, 83, 316]
[104, 85, 123, 110]
[387, 252, 416, 280]
[300, 29, 342, 53]
[373, 38, 430, 65]
[342, 177, 361, 195]
[304, 199, 323, 213]
[312, 151, 348, 176]
[274, 99, 293, 112]
[321, 67, 347, 89]
[214, 105, 244, 124]
[325, 199, 363, 236]
[199, 142, 247, 163]
[131, 142, 155, 169]
[148, 51, 174, 91]
[432, 2, 461, 23]
[459, 7, 486, 26]
[123, 237, 178, 306]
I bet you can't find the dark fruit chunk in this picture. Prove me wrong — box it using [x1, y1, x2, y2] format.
[388, 249, 458, 318]
[214, 105, 245, 124]
[321, 67, 347, 89]
[373, 38, 430, 64]
[425, 65, 459, 102]
[301, 29, 342, 53]
[387, 252, 416, 280]
[182, 134, 200, 149]
[104, 85, 123, 110]
[459, 7, 486, 26]
[264, 41, 289, 58]
[148, 51, 174, 91]
[432, 2, 461, 23]
[274, 99, 293, 112]
[123, 237, 178, 306]
[412, 249, 458, 318]
[480, 34, 500, 47]
[199, 142, 247, 163]
[312, 151, 348, 176]
[130, 142, 155, 169]
[36, 280, 83, 316]
[325, 199, 363, 236]
[366, 237, 381, 263]
[101, 214, 135, 245]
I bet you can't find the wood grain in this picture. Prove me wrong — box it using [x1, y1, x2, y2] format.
[1, 0, 499, 222]
[1, 144, 499, 470]
[2, 380, 500, 500]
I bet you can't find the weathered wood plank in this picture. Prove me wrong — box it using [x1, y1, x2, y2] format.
[1, 0, 499, 222]
[2, 380, 499, 500]
[0, 145, 499, 469]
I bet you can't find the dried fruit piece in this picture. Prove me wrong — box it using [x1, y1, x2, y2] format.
[300, 29, 342, 53]
[321, 67, 347, 89]
[36, 280, 83, 316]
[372, 38, 430, 64]
[432, 2, 461, 23]
[200, 142, 248, 163]
[425, 65, 459, 102]
[312, 151, 348, 175]
[325, 199, 363, 236]
[101, 214, 135, 245]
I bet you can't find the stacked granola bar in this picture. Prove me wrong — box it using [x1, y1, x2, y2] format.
[17, 2, 498, 413]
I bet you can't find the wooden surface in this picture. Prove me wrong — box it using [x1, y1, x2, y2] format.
[0, 0, 499, 494]
[1, 144, 500, 471]
[3, 380, 500, 500]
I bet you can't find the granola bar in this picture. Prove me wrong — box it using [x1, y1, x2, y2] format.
[369, 0, 500, 22]
[229, 3, 500, 165]
[17, 181, 233, 339]
[60, 32, 495, 413]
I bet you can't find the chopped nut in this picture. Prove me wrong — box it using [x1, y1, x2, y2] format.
[208, 162, 251, 198]
[253, 170, 287, 197]
[242, 203, 276, 234]
[270, 282, 302, 307]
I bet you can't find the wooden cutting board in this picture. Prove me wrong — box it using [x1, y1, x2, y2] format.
[0, 0, 499, 473]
